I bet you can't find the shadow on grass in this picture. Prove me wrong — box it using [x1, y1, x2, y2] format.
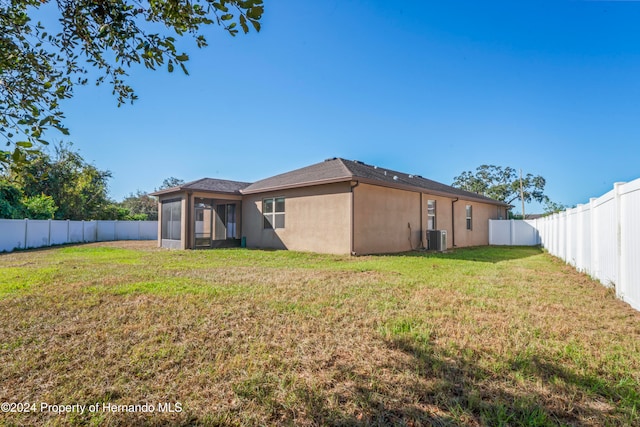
[189, 336, 635, 427]
[221, 336, 632, 427]
[310, 336, 634, 427]
[0, 241, 87, 256]
[395, 245, 544, 264]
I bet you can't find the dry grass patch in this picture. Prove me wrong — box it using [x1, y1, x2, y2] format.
[1, 242, 639, 426]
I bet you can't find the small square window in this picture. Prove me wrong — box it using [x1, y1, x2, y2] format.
[263, 197, 285, 229]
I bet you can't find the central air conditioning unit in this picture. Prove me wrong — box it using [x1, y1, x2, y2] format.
[427, 230, 447, 251]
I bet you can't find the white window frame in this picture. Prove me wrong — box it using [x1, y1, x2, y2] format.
[427, 199, 436, 230]
[263, 197, 285, 229]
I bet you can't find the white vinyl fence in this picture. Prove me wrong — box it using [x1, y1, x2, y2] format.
[489, 219, 541, 246]
[489, 178, 640, 311]
[0, 219, 158, 253]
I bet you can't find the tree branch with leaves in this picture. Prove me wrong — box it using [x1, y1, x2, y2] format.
[452, 164, 561, 213]
[0, 0, 263, 167]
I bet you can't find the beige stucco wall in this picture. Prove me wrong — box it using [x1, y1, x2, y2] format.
[353, 183, 507, 254]
[242, 182, 352, 254]
[452, 200, 506, 248]
[353, 183, 422, 254]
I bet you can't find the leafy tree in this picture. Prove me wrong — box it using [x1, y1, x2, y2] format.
[452, 165, 548, 206]
[22, 194, 57, 219]
[97, 203, 131, 220]
[6, 143, 113, 219]
[1, 0, 263, 168]
[543, 199, 570, 215]
[1, 143, 164, 220]
[0, 181, 57, 219]
[158, 176, 185, 190]
[127, 213, 150, 221]
[0, 181, 24, 218]
[120, 190, 158, 220]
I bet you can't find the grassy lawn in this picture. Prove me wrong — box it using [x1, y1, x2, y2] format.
[1, 242, 639, 426]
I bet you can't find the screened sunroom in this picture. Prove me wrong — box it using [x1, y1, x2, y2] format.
[151, 178, 251, 250]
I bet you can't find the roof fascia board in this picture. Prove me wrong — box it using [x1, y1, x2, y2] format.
[191, 191, 243, 200]
[151, 187, 243, 197]
[149, 187, 184, 197]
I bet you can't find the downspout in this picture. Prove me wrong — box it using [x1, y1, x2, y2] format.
[350, 181, 359, 256]
[451, 197, 459, 248]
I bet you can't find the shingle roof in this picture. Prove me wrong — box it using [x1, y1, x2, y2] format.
[150, 178, 252, 196]
[242, 158, 510, 206]
[241, 159, 352, 194]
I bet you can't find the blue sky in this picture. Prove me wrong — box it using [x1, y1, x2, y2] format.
[45, 0, 640, 213]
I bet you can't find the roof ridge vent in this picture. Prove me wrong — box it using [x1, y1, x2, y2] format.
[393, 175, 398, 180]
[324, 157, 337, 162]
[373, 165, 378, 169]
[408, 174, 413, 178]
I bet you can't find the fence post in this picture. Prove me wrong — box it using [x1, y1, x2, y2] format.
[563, 211, 569, 263]
[551, 212, 557, 257]
[67, 219, 70, 244]
[589, 198, 597, 280]
[575, 205, 582, 271]
[564, 211, 569, 262]
[614, 182, 625, 299]
[24, 218, 28, 249]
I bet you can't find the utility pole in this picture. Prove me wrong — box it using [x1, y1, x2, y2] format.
[519, 169, 525, 219]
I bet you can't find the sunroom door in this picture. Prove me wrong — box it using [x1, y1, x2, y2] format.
[194, 198, 213, 248]
[215, 204, 227, 240]
[226, 204, 236, 238]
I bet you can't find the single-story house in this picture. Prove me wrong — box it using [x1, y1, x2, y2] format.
[150, 158, 510, 255]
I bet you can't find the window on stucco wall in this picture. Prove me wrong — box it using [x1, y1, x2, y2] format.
[263, 197, 285, 229]
[427, 200, 436, 230]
